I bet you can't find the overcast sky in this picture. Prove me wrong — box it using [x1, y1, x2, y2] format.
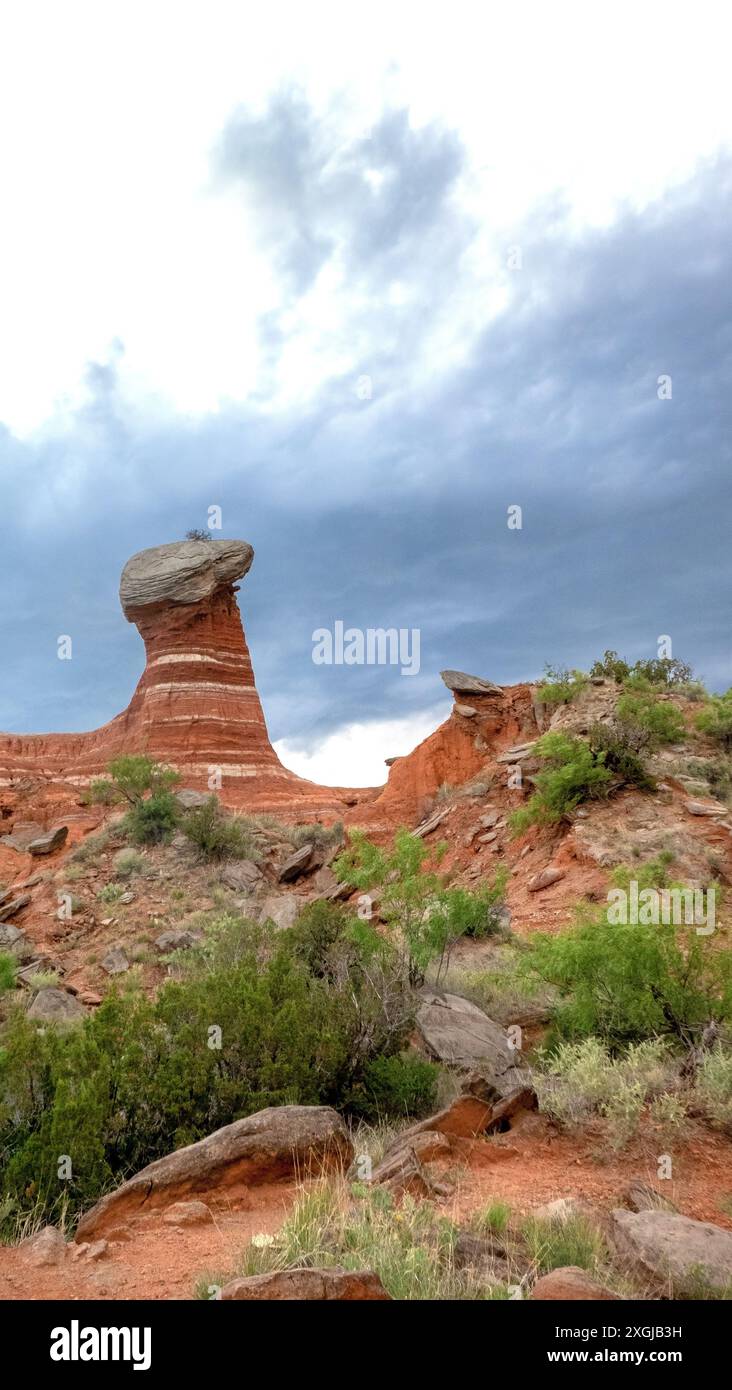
[1, 1, 731, 785]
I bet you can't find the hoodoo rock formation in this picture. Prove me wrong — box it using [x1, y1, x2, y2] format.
[0, 541, 361, 816]
[0, 537, 529, 825]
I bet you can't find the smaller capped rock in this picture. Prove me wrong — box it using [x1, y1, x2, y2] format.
[440, 670, 503, 696]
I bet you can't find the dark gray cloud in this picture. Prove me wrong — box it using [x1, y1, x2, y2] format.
[1, 97, 731, 754]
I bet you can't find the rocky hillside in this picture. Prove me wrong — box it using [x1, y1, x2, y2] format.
[1, 548, 732, 1302]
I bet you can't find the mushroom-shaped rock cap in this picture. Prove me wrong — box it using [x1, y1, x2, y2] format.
[440, 669, 503, 696]
[120, 540, 254, 617]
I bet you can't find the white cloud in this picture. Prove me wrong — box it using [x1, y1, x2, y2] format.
[1, 0, 730, 435]
[274, 703, 448, 786]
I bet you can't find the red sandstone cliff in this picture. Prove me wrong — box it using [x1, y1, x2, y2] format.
[0, 540, 530, 825]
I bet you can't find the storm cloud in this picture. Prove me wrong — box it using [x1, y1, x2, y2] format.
[1, 95, 730, 761]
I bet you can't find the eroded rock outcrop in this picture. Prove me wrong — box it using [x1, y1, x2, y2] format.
[0, 541, 356, 815]
[75, 1104, 353, 1240]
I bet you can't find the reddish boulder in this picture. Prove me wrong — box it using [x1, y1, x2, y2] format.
[220, 1268, 390, 1300]
[75, 1105, 352, 1241]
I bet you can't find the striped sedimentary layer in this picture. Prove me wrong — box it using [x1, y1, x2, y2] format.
[0, 541, 352, 815]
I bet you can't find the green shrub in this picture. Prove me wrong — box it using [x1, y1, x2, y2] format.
[696, 690, 732, 751]
[629, 656, 694, 688]
[536, 665, 588, 706]
[97, 883, 125, 903]
[106, 755, 181, 805]
[288, 900, 357, 977]
[287, 821, 344, 850]
[695, 1048, 732, 1132]
[474, 1200, 512, 1236]
[534, 1037, 676, 1146]
[616, 693, 685, 746]
[0, 953, 16, 994]
[183, 797, 260, 861]
[87, 778, 119, 806]
[112, 848, 147, 879]
[231, 1178, 506, 1300]
[522, 1211, 606, 1274]
[526, 875, 732, 1045]
[587, 719, 655, 791]
[441, 952, 556, 1028]
[124, 790, 179, 845]
[590, 650, 631, 683]
[25, 970, 60, 991]
[334, 830, 508, 986]
[69, 830, 115, 864]
[590, 651, 696, 690]
[454, 866, 510, 939]
[344, 1053, 439, 1122]
[509, 732, 613, 833]
[0, 915, 418, 1232]
[648, 1090, 688, 1141]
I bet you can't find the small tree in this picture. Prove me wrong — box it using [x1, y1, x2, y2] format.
[616, 693, 685, 746]
[183, 797, 260, 861]
[536, 665, 588, 706]
[185, 528, 212, 543]
[510, 732, 613, 833]
[590, 650, 631, 683]
[696, 690, 732, 750]
[105, 756, 181, 806]
[525, 860, 732, 1047]
[333, 829, 508, 987]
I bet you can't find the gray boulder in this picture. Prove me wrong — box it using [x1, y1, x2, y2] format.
[120, 539, 253, 614]
[27, 988, 86, 1026]
[278, 843, 319, 882]
[416, 989, 532, 1101]
[0, 894, 31, 923]
[27, 826, 68, 855]
[440, 670, 503, 696]
[100, 948, 130, 975]
[75, 1105, 353, 1240]
[174, 789, 212, 809]
[611, 1209, 732, 1293]
[0, 922, 28, 953]
[154, 928, 203, 953]
[0, 822, 44, 851]
[255, 893, 300, 931]
[221, 860, 264, 893]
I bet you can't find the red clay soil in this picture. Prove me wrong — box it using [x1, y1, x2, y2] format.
[446, 1116, 732, 1232]
[2, 1115, 730, 1301]
[0, 1183, 299, 1302]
